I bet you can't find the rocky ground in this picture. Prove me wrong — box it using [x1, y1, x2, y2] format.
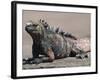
[23, 52, 90, 69]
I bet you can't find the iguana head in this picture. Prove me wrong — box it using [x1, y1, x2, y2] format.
[25, 20, 45, 39]
[25, 21, 42, 34]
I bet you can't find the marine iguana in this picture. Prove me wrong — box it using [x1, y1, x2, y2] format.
[24, 19, 90, 64]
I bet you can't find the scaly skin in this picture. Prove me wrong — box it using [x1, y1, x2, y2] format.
[24, 20, 90, 64]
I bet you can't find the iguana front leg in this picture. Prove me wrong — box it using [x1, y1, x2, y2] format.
[30, 48, 55, 64]
[41, 48, 55, 62]
[47, 48, 55, 61]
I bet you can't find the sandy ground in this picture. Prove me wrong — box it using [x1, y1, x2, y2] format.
[23, 52, 90, 69]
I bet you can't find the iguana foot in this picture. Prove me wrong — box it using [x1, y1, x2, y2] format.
[76, 53, 88, 59]
[31, 58, 43, 64]
[23, 58, 43, 64]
